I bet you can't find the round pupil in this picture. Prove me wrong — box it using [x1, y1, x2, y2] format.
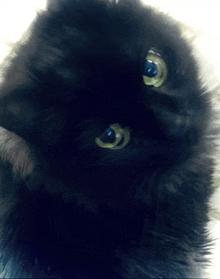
[144, 60, 158, 78]
[100, 127, 116, 143]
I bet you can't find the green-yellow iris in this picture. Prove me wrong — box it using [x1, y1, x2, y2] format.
[143, 52, 168, 87]
[95, 123, 130, 150]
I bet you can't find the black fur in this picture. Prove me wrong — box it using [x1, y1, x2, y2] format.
[0, 0, 215, 277]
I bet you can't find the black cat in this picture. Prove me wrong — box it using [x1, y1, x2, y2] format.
[0, 0, 215, 277]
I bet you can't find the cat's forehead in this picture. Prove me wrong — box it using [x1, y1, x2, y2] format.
[69, 1, 197, 84]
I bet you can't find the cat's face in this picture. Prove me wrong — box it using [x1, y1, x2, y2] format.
[0, 0, 211, 207]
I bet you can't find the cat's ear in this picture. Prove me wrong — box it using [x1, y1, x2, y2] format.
[0, 127, 48, 191]
[0, 127, 36, 181]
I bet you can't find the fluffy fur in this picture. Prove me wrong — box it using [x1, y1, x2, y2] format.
[0, 0, 216, 277]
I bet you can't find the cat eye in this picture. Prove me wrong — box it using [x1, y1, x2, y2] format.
[143, 50, 168, 87]
[95, 123, 130, 150]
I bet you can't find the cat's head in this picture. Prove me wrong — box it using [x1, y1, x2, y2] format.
[0, 0, 211, 207]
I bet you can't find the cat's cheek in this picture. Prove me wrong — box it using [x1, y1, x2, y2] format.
[161, 114, 190, 138]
